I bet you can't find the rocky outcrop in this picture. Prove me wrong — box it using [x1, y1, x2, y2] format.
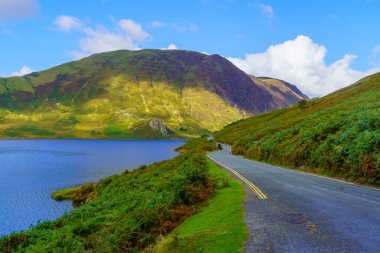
[149, 119, 171, 137]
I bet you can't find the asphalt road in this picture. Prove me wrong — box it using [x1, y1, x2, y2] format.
[209, 145, 380, 253]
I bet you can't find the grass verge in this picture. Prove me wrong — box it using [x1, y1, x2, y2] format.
[152, 159, 247, 253]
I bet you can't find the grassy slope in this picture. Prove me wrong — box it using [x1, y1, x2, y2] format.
[0, 82, 243, 139]
[153, 160, 247, 253]
[0, 50, 247, 139]
[252, 76, 308, 109]
[215, 72, 380, 186]
[0, 137, 247, 252]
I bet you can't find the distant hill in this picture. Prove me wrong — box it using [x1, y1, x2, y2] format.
[215, 72, 380, 185]
[0, 50, 307, 138]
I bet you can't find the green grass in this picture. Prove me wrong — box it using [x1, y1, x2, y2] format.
[0, 152, 215, 252]
[0, 137, 248, 252]
[175, 136, 217, 153]
[215, 72, 380, 186]
[0, 82, 243, 139]
[51, 187, 81, 201]
[152, 160, 247, 253]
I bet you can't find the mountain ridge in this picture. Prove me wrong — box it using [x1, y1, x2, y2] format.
[0, 49, 307, 138]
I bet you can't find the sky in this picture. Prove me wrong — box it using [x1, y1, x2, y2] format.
[0, 0, 379, 97]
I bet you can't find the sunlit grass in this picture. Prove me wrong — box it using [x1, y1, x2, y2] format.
[0, 82, 244, 138]
[215, 72, 380, 185]
[153, 160, 247, 253]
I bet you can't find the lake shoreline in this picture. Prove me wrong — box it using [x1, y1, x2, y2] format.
[0, 139, 185, 236]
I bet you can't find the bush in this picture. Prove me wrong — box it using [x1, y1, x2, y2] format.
[298, 99, 308, 109]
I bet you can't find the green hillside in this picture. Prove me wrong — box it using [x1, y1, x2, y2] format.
[0, 50, 306, 139]
[215, 72, 380, 186]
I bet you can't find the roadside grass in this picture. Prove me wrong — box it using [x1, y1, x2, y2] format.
[215, 73, 380, 186]
[152, 159, 247, 253]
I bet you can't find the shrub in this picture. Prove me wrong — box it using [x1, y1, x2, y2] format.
[298, 99, 308, 109]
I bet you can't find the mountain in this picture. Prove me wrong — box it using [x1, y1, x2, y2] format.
[0, 50, 307, 138]
[215, 72, 380, 185]
[251, 76, 308, 109]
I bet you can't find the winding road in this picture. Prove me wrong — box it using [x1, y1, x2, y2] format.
[208, 144, 380, 253]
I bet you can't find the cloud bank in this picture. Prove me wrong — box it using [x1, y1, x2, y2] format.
[228, 35, 379, 97]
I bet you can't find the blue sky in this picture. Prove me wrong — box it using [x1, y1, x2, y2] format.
[0, 0, 379, 96]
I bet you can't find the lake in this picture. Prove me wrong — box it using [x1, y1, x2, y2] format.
[0, 139, 185, 236]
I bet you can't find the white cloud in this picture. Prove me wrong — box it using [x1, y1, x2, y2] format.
[149, 20, 198, 33]
[72, 26, 142, 59]
[167, 44, 178, 50]
[161, 44, 178, 50]
[11, 66, 33, 76]
[54, 16, 150, 59]
[228, 35, 379, 97]
[259, 3, 274, 19]
[118, 19, 149, 41]
[0, 0, 38, 21]
[54, 15, 82, 32]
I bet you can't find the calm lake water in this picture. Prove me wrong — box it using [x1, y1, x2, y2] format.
[0, 139, 185, 236]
